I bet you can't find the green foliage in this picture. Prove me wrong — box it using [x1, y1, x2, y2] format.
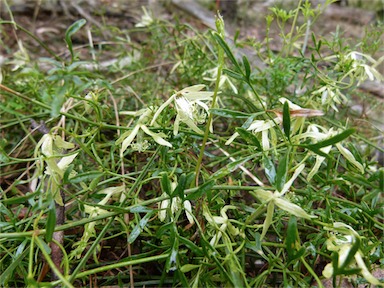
[0, 1, 383, 287]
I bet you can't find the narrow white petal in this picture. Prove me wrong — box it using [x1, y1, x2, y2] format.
[57, 153, 78, 172]
[150, 94, 175, 126]
[120, 125, 141, 156]
[260, 201, 274, 240]
[280, 164, 305, 196]
[183, 118, 203, 134]
[225, 132, 239, 145]
[41, 134, 53, 156]
[141, 125, 172, 148]
[262, 130, 270, 151]
[336, 144, 364, 173]
[173, 114, 180, 136]
[184, 200, 194, 224]
[355, 251, 381, 285]
[275, 198, 316, 219]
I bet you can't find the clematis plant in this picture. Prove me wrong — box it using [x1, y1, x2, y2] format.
[253, 164, 317, 240]
[70, 186, 125, 259]
[203, 205, 242, 246]
[35, 133, 78, 205]
[294, 124, 364, 181]
[150, 85, 214, 135]
[322, 222, 381, 286]
[203, 67, 238, 94]
[117, 107, 172, 156]
[158, 181, 194, 225]
[226, 98, 323, 150]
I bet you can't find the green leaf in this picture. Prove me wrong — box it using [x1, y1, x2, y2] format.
[213, 33, 241, 72]
[161, 173, 172, 196]
[236, 127, 262, 150]
[45, 205, 56, 242]
[172, 173, 187, 198]
[51, 85, 67, 117]
[210, 108, 251, 118]
[166, 225, 179, 272]
[283, 101, 291, 140]
[223, 68, 244, 81]
[130, 205, 153, 213]
[128, 212, 153, 243]
[242, 55, 251, 80]
[286, 216, 298, 262]
[263, 155, 276, 185]
[275, 149, 290, 192]
[307, 129, 355, 150]
[0, 242, 29, 286]
[70, 171, 103, 184]
[185, 180, 215, 201]
[180, 264, 201, 273]
[64, 19, 87, 62]
[179, 235, 204, 256]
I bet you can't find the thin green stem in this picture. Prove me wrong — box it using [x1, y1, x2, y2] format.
[285, 0, 302, 56]
[74, 253, 170, 279]
[195, 16, 225, 186]
[34, 236, 74, 288]
[301, 256, 324, 288]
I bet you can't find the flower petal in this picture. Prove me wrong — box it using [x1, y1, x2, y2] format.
[120, 124, 141, 156]
[141, 125, 172, 148]
[279, 164, 305, 196]
[336, 143, 364, 173]
[274, 198, 317, 219]
[260, 201, 275, 240]
[150, 94, 175, 126]
[184, 200, 194, 224]
[355, 251, 381, 285]
[57, 152, 78, 173]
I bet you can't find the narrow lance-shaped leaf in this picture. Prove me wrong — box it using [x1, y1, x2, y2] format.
[161, 173, 172, 196]
[283, 101, 291, 140]
[286, 216, 298, 262]
[186, 180, 215, 201]
[223, 68, 244, 81]
[45, 204, 56, 242]
[236, 127, 262, 150]
[263, 155, 276, 185]
[213, 33, 242, 72]
[275, 149, 290, 192]
[65, 19, 87, 62]
[242, 55, 251, 81]
[172, 173, 187, 198]
[128, 212, 153, 244]
[307, 128, 355, 150]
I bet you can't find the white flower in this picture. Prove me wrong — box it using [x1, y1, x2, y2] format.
[322, 222, 381, 286]
[37, 134, 78, 178]
[312, 85, 347, 112]
[151, 85, 214, 135]
[117, 107, 172, 156]
[225, 117, 281, 150]
[254, 164, 316, 240]
[135, 7, 153, 28]
[295, 124, 364, 181]
[35, 134, 78, 205]
[345, 51, 383, 84]
[158, 182, 194, 225]
[226, 98, 324, 148]
[203, 205, 241, 246]
[203, 67, 238, 94]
